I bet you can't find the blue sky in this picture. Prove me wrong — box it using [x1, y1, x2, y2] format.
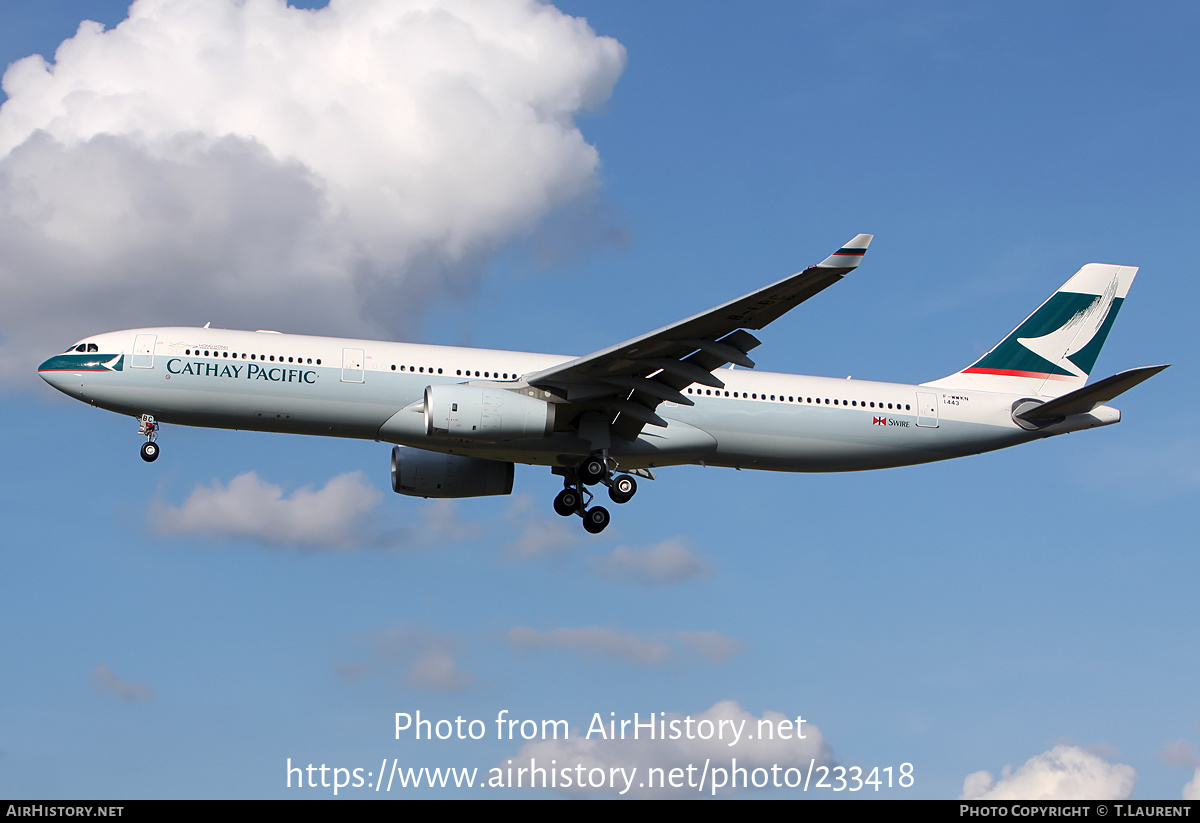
[1, 0, 1196, 799]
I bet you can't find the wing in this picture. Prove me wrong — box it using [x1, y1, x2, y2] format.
[525, 234, 873, 440]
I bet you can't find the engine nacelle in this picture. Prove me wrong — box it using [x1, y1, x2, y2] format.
[390, 446, 514, 498]
[424, 384, 555, 441]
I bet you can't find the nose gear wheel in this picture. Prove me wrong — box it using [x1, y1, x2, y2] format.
[138, 415, 160, 462]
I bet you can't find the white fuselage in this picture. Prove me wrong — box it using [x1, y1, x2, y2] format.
[40, 326, 1113, 474]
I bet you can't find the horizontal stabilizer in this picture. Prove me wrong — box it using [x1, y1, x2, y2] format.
[1014, 364, 1168, 425]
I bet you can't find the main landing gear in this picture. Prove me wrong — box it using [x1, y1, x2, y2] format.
[552, 452, 639, 534]
[138, 414, 160, 462]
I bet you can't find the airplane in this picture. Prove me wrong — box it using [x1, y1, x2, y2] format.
[38, 234, 1167, 534]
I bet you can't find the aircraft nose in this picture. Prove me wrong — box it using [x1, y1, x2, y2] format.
[37, 355, 76, 394]
[38, 357, 61, 385]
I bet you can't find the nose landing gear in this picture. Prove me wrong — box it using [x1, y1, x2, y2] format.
[138, 415, 160, 462]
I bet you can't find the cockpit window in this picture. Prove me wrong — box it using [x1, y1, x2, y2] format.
[87, 343, 98, 352]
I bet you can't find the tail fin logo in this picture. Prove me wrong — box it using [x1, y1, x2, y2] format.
[1015, 274, 1118, 379]
[964, 272, 1124, 382]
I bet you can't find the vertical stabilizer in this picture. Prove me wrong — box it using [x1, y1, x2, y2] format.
[924, 263, 1137, 398]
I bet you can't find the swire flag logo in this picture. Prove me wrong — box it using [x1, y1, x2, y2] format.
[873, 417, 887, 425]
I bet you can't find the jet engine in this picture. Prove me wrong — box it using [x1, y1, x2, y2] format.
[390, 445, 514, 498]
[424, 384, 555, 441]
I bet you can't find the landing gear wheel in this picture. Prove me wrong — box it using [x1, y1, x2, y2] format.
[608, 474, 637, 504]
[140, 441, 159, 463]
[582, 506, 610, 534]
[578, 454, 607, 486]
[553, 488, 580, 517]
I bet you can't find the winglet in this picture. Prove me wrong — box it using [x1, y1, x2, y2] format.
[817, 234, 873, 269]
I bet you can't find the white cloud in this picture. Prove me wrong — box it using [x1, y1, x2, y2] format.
[589, 537, 712, 584]
[960, 745, 1136, 800]
[506, 625, 741, 667]
[2, 0, 625, 382]
[507, 626, 671, 665]
[1162, 740, 1198, 768]
[151, 470, 384, 549]
[677, 630, 741, 663]
[340, 623, 472, 691]
[419, 499, 483, 542]
[1163, 741, 1200, 800]
[500, 700, 831, 797]
[501, 494, 580, 558]
[91, 663, 154, 702]
[503, 518, 580, 559]
[407, 648, 471, 691]
[1186, 769, 1200, 801]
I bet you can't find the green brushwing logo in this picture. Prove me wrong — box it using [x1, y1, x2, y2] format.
[967, 280, 1122, 379]
[38, 354, 125, 372]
